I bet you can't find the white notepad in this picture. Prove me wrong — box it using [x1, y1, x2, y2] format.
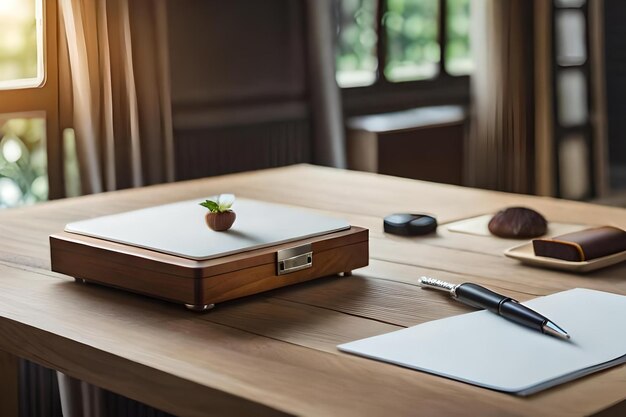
[445, 214, 586, 237]
[65, 198, 350, 260]
[338, 288, 626, 395]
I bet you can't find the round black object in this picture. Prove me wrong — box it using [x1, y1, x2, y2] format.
[383, 213, 438, 236]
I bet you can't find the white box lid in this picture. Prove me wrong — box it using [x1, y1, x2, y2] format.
[65, 198, 350, 260]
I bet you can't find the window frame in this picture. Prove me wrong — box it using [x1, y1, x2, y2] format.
[0, 0, 62, 199]
[550, 0, 596, 199]
[340, 0, 470, 116]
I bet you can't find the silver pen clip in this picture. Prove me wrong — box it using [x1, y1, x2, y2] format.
[418, 276, 459, 297]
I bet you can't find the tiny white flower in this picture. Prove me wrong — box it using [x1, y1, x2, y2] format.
[217, 194, 235, 212]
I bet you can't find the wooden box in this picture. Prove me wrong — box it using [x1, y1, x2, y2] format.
[50, 226, 368, 311]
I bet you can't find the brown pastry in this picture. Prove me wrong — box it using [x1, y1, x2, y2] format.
[532, 226, 626, 261]
[488, 207, 547, 238]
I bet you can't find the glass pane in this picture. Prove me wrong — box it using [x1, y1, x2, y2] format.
[384, 0, 439, 82]
[445, 0, 472, 75]
[0, 116, 47, 207]
[557, 69, 588, 127]
[556, 10, 586, 66]
[336, 0, 378, 88]
[558, 134, 590, 200]
[0, 0, 43, 89]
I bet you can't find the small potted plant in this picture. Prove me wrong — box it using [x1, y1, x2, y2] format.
[200, 194, 236, 231]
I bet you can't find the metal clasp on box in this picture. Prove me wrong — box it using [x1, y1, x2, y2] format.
[277, 243, 312, 275]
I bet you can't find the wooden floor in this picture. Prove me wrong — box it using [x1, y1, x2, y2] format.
[0, 164, 625, 417]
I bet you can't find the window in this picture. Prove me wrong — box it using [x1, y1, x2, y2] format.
[0, 0, 62, 204]
[0, 0, 48, 206]
[551, 0, 594, 200]
[336, 0, 472, 88]
[445, 0, 471, 75]
[0, 0, 44, 90]
[384, 0, 440, 82]
[336, 0, 378, 88]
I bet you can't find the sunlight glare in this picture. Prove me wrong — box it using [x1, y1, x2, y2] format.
[2, 137, 24, 163]
[0, 177, 22, 206]
[0, 0, 28, 19]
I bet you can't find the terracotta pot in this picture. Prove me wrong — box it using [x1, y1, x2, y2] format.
[205, 211, 236, 231]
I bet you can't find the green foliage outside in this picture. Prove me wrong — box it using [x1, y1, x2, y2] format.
[336, 0, 378, 87]
[446, 0, 472, 75]
[384, 0, 439, 81]
[336, 0, 471, 86]
[0, 118, 48, 208]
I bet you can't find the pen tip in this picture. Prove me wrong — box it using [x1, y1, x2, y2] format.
[543, 321, 570, 340]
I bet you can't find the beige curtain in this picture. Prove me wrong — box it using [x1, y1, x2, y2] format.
[57, 373, 105, 417]
[59, 0, 175, 194]
[56, 0, 174, 414]
[305, 0, 347, 168]
[467, 0, 535, 194]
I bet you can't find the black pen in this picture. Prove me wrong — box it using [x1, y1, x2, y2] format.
[418, 277, 570, 340]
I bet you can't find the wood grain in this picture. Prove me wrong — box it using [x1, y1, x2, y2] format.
[201, 240, 368, 305]
[50, 226, 368, 278]
[0, 350, 19, 417]
[1, 261, 625, 417]
[0, 263, 535, 417]
[0, 165, 625, 416]
[50, 228, 368, 306]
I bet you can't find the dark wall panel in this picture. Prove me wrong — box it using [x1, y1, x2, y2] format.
[175, 120, 311, 180]
[167, 0, 307, 107]
[167, 0, 311, 180]
[604, 0, 626, 189]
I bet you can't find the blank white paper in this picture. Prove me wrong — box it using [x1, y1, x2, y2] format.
[338, 288, 626, 395]
[66, 198, 350, 260]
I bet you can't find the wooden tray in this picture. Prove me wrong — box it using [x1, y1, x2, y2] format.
[50, 227, 368, 311]
[504, 242, 626, 273]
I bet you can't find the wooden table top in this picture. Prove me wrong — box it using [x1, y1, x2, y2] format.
[0, 164, 625, 417]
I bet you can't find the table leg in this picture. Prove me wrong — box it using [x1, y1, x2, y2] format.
[0, 350, 19, 417]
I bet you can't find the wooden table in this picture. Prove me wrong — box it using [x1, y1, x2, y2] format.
[1, 165, 625, 417]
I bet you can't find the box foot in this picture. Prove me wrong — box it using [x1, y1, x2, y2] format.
[340, 271, 353, 277]
[185, 303, 215, 312]
[74, 278, 86, 284]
